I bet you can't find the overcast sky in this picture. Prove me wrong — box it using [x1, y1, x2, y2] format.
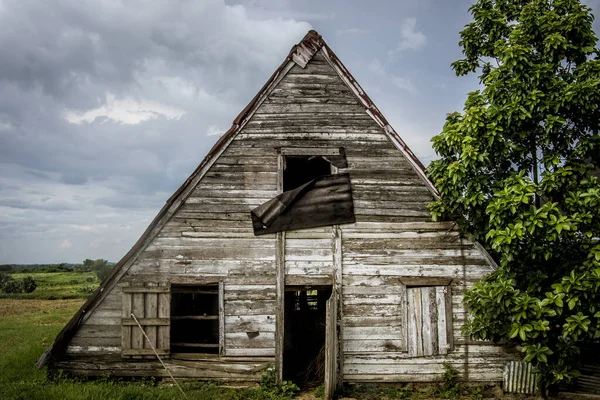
[1, 0, 599, 264]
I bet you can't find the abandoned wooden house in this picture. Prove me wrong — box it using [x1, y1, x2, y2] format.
[38, 30, 514, 392]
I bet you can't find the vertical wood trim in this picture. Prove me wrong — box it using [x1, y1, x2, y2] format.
[131, 283, 145, 353]
[428, 286, 439, 355]
[121, 284, 132, 355]
[157, 282, 170, 354]
[275, 149, 285, 385]
[407, 289, 417, 357]
[445, 285, 454, 351]
[324, 290, 338, 400]
[219, 281, 225, 356]
[421, 287, 433, 356]
[332, 224, 343, 387]
[413, 287, 423, 357]
[400, 284, 408, 352]
[436, 286, 449, 355]
[277, 150, 284, 193]
[275, 230, 285, 385]
[145, 283, 158, 352]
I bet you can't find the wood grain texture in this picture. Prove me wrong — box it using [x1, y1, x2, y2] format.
[56, 46, 505, 383]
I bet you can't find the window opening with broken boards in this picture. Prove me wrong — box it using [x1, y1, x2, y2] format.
[170, 285, 219, 354]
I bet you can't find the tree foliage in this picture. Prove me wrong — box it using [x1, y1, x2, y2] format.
[427, 0, 600, 389]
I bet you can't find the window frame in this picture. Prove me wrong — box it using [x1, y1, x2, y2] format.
[169, 281, 225, 356]
[399, 279, 454, 357]
[277, 148, 341, 194]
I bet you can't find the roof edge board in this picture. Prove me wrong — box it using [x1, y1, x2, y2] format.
[318, 43, 440, 200]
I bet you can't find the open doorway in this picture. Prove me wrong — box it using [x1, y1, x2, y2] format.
[283, 285, 332, 388]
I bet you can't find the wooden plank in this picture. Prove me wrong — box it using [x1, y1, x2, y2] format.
[131, 288, 145, 351]
[77, 324, 120, 338]
[325, 290, 338, 400]
[224, 348, 276, 357]
[343, 339, 404, 353]
[122, 318, 169, 326]
[275, 230, 285, 385]
[171, 315, 218, 320]
[122, 349, 170, 356]
[172, 343, 220, 348]
[219, 281, 225, 356]
[445, 285, 454, 352]
[122, 286, 170, 293]
[121, 287, 132, 355]
[144, 284, 158, 350]
[157, 282, 170, 352]
[400, 284, 408, 352]
[285, 275, 332, 286]
[436, 286, 449, 355]
[225, 300, 275, 316]
[280, 147, 341, 156]
[225, 315, 276, 333]
[225, 332, 275, 349]
[408, 288, 423, 357]
[399, 277, 453, 286]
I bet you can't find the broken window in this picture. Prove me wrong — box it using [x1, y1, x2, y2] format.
[283, 156, 332, 191]
[251, 148, 355, 235]
[170, 285, 220, 354]
[405, 285, 453, 357]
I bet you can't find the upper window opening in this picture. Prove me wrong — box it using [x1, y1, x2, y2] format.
[283, 156, 331, 191]
[170, 285, 219, 354]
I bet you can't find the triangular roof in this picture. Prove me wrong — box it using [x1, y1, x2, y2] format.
[37, 30, 440, 368]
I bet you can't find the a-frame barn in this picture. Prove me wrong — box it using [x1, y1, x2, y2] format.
[38, 30, 512, 390]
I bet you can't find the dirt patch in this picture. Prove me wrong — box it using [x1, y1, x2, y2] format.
[0, 299, 84, 317]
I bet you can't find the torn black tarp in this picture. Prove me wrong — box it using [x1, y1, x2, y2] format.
[251, 173, 355, 235]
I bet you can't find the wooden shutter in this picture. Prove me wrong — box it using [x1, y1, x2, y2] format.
[121, 282, 170, 358]
[406, 286, 453, 357]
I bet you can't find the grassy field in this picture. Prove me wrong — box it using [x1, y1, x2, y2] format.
[0, 298, 300, 400]
[2, 271, 99, 299]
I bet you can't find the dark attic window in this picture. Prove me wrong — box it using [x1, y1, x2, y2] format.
[283, 156, 332, 191]
[170, 285, 219, 354]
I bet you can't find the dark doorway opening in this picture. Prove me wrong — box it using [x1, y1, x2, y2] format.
[283, 285, 332, 388]
[283, 156, 332, 191]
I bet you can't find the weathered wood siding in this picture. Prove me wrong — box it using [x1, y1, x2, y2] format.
[57, 49, 509, 382]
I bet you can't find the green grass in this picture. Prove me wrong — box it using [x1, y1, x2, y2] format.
[0, 299, 297, 400]
[2, 271, 99, 299]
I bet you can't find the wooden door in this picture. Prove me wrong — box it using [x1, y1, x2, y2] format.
[324, 289, 338, 400]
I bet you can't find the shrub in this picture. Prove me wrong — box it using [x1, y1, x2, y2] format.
[22, 276, 37, 293]
[3, 279, 22, 294]
[96, 265, 113, 282]
[259, 365, 299, 398]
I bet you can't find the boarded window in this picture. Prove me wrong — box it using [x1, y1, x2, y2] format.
[170, 284, 223, 354]
[121, 282, 170, 358]
[405, 286, 453, 357]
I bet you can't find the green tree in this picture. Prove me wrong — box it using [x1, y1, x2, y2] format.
[427, 0, 600, 391]
[94, 259, 112, 282]
[21, 276, 37, 293]
[2, 278, 22, 294]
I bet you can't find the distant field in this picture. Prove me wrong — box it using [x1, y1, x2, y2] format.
[2, 271, 99, 300]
